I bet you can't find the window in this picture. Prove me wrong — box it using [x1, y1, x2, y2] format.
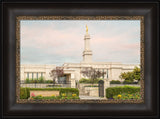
[106, 69, 109, 79]
[37, 72, 38, 79]
[27, 72, 29, 79]
[32, 72, 34, 79]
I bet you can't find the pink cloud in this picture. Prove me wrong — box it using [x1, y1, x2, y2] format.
[21, 24, 84, 57]
[21, 21, 140, 64]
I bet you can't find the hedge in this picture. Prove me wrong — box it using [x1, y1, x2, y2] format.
[110, 80, 121, 84]
[123, 80, 138, 84]
[20, 87, 28, 99]
[20, 87, 79, 99]
[79, 78, 102, 84]
[25, 77, 53, 83]
[106, 85, 140, 98]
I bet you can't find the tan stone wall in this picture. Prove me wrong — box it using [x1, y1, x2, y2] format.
[84, 87, 99, 97]
[30, 91, 59, 97]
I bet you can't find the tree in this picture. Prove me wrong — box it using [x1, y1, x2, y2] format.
[81, 67, 106, 85]
[119, 66, 140, 82]
[132, 66, 140, 81]
[49, 67, 64, 84]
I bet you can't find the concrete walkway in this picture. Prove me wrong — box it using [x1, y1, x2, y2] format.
[79, 96, 106, 100]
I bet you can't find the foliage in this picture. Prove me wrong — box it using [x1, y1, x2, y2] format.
[46, 84, 61, 87]
[39, 76, 44, 83]
[30, 95, 80, 100]
[133, 66, 141, 81]
[79, 78, 102, 84]
[122, 80, 138, 84]
[81, 67, 106, 85]
[20, 87, 79, 99]
[44, 80, 53, 83]
[79, 78, 90, 83]
[113, 92, 141, 100]
[110, 80, 121, 84]
[25, 78, 30, 83]
[49, 67, 64, 84]
[84, 85, 98, 87]
[105, 85, 140, 98]
[20, 87, 28, 99]
[119, 66, 140, 82]
[59, 88, 79, 96]
[24, 77, 54, 83]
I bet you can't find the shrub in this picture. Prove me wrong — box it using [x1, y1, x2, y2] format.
[44, 80, 53, 83]
[25, 78, 30, 83]
[110, 80, 121, 84]
[31, 95, 80, 100]
[20, 87, 28, 99]
[59, 88, 79, 96]
[38, 77, 45, 83]
[113, 92, 141, 100]
[94, 78, 102, 83]
[79, 78, 90, 83]
[106, 85, 140, 98]
[132, 82, 139, 84]
[84, 85, 98, 87]
[79, 78, 102, 84]
[20, 87, 79, 99]
[24, 78, 55, 84]
[46, 84, 61, 87]
[123, 80, 134, 84]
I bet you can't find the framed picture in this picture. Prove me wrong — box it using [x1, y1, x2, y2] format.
[2, 1, 159, 118]
[16, 16, 144, 104]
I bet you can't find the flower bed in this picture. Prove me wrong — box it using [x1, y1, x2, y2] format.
[30, 93, 79, 100]
[106, 85, 140, 98]
[113, 92, 141, 100]
[20, 87, 79, 99]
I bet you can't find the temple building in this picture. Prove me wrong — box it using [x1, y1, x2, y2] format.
[20, 25, 139, 88]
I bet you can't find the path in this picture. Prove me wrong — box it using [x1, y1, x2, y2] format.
[79, 95, 106, 100]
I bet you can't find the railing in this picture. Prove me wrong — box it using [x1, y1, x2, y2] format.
[20, 81, 71, 88]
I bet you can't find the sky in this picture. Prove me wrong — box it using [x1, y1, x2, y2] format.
[20, 20, 140, 66]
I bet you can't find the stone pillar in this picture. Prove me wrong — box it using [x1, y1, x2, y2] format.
[71, 73, 76, 88]
[104, 79, 110, 98]
[71, 79, 76, 88]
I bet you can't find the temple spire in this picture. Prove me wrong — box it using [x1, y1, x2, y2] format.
[82, 25, 93, 63]
[86, 24, 88, 34]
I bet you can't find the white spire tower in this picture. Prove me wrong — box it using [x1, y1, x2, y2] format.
[82, 25, 93, 63]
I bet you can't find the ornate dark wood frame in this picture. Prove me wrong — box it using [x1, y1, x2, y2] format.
[2, 1, 159, 118]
